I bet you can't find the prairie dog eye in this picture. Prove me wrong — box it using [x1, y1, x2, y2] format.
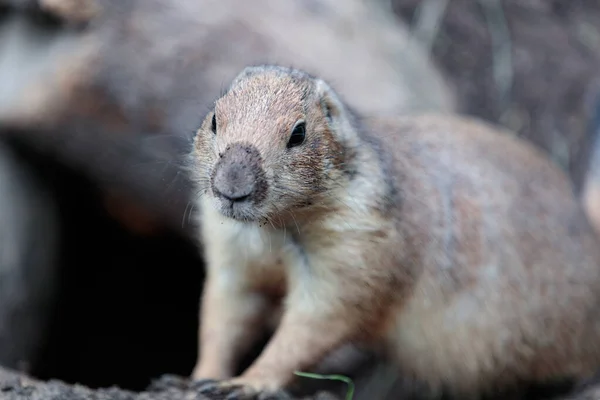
[287, 120, 306, 148]
[211, 113, 217, 134]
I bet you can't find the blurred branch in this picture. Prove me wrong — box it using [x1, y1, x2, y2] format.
[378, 0, 394, 14]
[409, 0, 449, 54]
[478, 0, 513, 117]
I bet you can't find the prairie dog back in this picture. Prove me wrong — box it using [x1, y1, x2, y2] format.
[189, 65, 600, 400]
[371, 115, 600, 396]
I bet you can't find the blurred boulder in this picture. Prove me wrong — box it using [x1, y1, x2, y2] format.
[0, 0, 456, 237]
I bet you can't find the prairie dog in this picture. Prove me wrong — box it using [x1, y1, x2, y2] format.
[189, 65, 600, 399]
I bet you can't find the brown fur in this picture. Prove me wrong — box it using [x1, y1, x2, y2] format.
[190, 65, 600, 399]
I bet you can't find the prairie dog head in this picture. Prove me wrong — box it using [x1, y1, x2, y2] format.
[192, 65, 358, 223]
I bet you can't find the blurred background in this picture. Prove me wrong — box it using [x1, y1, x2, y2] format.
[0, 0, 599, 399]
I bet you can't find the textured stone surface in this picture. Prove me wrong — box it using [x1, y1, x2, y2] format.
[0, 368, 341, 400]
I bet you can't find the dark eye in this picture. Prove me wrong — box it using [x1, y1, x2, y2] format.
[324, 102, 332, 121]
[211, 113, 217, 134]
[287, 120, 306, 148]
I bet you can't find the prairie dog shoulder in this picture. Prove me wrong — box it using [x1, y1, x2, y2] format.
[190, 65, 600, 399]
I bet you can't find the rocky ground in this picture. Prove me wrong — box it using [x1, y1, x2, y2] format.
[5, 366, 600, 400]
[0, 367, 341, 400]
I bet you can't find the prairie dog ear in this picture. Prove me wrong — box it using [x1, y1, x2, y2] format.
[314, 78, 345, 124]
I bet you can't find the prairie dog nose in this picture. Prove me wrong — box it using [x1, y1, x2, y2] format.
[213, 164, 255, 201]
[212, 143, 263, 202]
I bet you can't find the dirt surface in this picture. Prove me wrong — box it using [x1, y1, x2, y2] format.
[392, 0, 600, 192]
[0, 367, 341, 400]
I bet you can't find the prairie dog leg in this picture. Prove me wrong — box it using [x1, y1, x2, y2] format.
[234, 306, 357, 391]
[192, 268, 272, 381]
[224, 266, 380, 393]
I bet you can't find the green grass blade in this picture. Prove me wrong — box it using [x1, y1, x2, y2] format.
[294, 371, 355, 400]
